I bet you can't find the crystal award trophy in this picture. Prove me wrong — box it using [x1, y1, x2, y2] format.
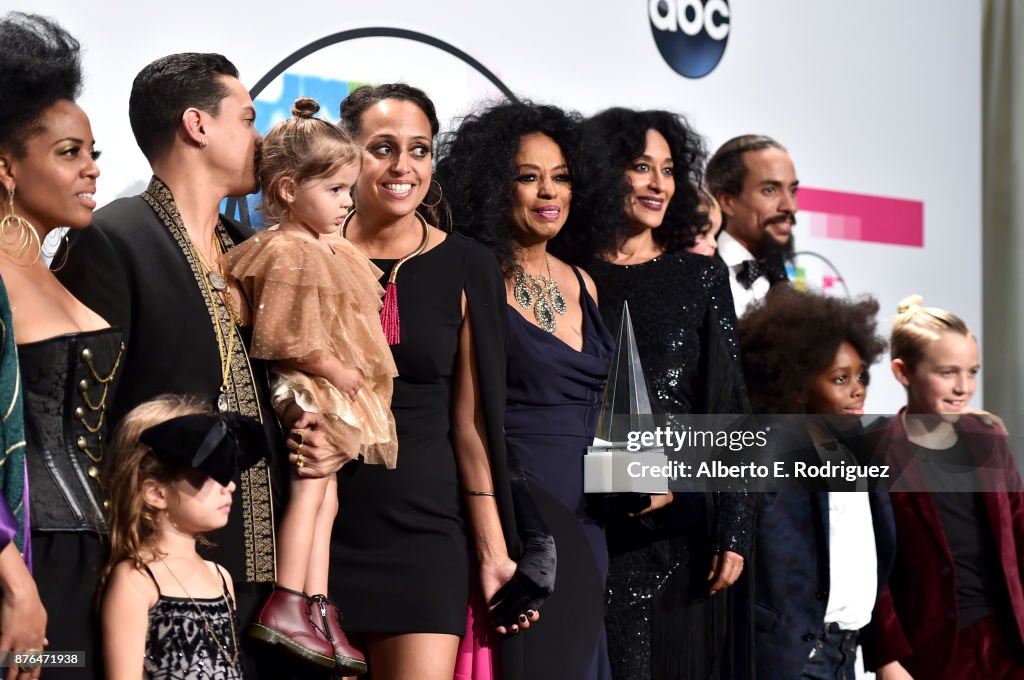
[584, 301, 669, 494]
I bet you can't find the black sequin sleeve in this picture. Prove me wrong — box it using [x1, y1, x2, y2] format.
[715, 489, 758, 558]
[699, 256, 750, 415]
[701, 258, 757, 557]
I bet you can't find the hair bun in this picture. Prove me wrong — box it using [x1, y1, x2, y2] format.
[897, 294, 923, 315]
[292, 97, 320, 119]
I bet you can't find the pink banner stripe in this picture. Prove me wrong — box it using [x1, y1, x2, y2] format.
[798, 187, 923, 247]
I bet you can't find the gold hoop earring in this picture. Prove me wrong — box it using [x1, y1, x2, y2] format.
[0, 188, 41, 266]
[422, 179, 444, 209]
[42, 228, 71, 272]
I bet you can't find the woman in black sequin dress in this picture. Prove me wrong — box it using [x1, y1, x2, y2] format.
[581, 108, 756, 680]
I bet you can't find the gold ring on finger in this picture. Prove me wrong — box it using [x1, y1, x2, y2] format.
[18, 649, 42, 671]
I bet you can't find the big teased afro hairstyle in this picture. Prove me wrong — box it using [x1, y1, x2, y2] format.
[0, 12, 82, 157]
[435, 100, 621, 269]
[580, 108, 708, 255]
[739, 286, 887, 414]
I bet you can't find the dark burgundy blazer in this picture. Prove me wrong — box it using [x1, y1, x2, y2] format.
[861, 413, 1024, 678]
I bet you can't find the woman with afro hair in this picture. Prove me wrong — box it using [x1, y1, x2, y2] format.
[580, 107, 754, 680]
[435, 100, 617, 680]
[738, 286, 896, 680]
[0, 11, 118, 679]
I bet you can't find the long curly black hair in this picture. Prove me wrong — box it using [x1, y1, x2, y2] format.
[434, 100, 621, 269]
[739, 286, 887, 414]
[580, 108, 708, 255]
[0, 12, 82, 157]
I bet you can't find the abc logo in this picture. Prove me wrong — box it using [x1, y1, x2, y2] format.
[649, 0, 730, 79]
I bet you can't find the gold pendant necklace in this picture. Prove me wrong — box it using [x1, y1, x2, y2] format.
[188, 225, 238, 412]
[161, 556, 240, 668]
[342, 210, 430, 345]
[190, 229, 239, 315]
[513, 254, 567, 333]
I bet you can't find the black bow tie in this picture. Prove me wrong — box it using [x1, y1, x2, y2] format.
[736, 254, 789, 289]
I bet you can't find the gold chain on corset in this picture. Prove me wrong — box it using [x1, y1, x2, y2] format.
[74, 341, 124, 489]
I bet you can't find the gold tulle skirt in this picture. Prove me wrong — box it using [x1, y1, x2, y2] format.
[272, 368, 397, 469]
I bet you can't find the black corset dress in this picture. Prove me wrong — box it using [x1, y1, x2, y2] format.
[21, 326, 124, 678]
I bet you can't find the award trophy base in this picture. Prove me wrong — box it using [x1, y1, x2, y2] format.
[584, 439, 669, 494]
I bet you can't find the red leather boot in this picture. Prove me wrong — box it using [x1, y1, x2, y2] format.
[310, 595, 368, 676]
[248, 586, 336, 670]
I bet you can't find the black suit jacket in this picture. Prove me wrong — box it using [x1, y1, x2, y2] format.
[753, 423, 896, 680]
[56, 189, 284, 585]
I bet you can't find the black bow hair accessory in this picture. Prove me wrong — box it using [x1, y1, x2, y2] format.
[139, 412, 269, 486]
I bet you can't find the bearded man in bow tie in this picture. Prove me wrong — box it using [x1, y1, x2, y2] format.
[706, 135, 799, 317]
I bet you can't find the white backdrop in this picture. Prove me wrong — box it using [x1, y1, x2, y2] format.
[24, 0, 982, 415]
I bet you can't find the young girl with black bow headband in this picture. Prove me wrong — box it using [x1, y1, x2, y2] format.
[99, 395, 268, 679]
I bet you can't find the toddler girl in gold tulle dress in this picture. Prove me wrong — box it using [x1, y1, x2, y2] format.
[224, 97, 396, 675]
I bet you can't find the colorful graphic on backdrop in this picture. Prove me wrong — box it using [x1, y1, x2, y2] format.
[799, 187, 924, 247]
[787, 187, 924, 296]
[788, 252, 848, 297]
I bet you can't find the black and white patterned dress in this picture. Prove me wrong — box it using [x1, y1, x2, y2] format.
[142, 564, 247, 680]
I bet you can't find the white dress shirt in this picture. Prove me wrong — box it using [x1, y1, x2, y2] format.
[716, 230, 770, 317]
[814, 442, 877, 630]
[824, 490, 878, 630]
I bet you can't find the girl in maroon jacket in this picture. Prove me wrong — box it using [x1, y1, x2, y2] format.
[864, 296, 1024, 679]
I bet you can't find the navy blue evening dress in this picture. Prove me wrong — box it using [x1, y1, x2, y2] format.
[503, 266, 613, 680]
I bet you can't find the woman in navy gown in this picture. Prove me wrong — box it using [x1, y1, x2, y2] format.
[436, 101, 620, 679]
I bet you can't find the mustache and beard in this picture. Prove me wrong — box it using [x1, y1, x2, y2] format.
[756, 211, 797, 260]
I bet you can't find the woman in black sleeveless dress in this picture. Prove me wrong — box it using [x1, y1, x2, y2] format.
[328, 85, 552, 680]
